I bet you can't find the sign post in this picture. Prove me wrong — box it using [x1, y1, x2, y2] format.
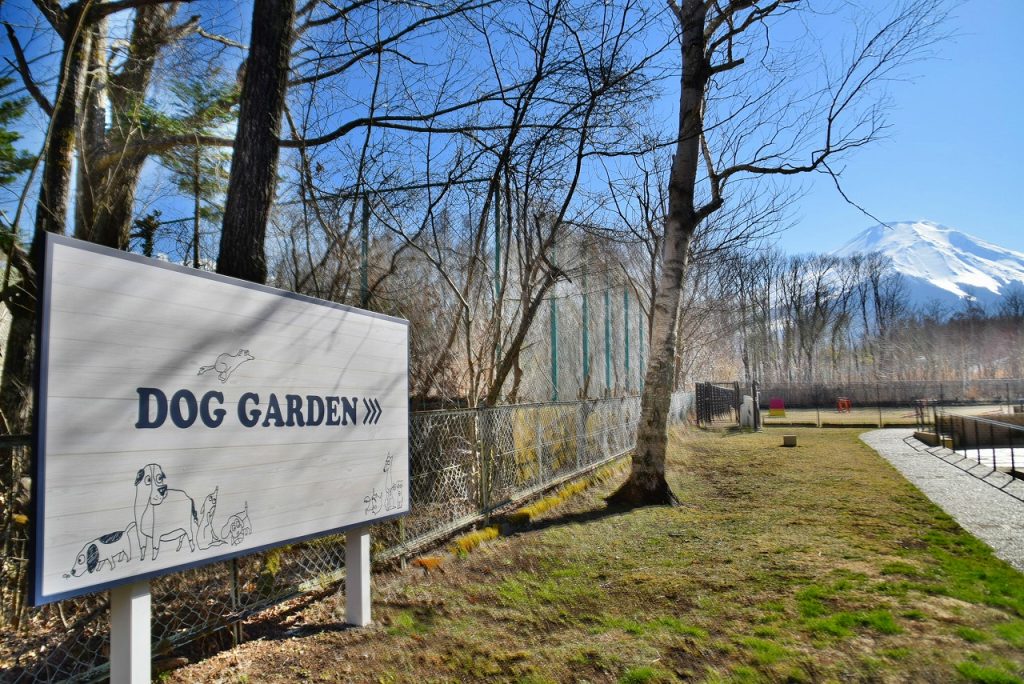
[32, 234, 409, 675]
[345, 527, 371, 626]
[110, 580, 150, 684]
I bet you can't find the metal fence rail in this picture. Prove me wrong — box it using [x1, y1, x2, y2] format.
[1, 391, 694, 683]
[932, 408, 1024, 479]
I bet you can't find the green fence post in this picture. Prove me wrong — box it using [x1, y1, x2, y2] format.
[624, 287, 630, 393]
[604, 285, 611, 396]
[582, 265, 590, 395]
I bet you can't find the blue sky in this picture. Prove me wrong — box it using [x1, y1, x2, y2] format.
[2, 0, 1020, 259]
[782, 1, 1024, 255]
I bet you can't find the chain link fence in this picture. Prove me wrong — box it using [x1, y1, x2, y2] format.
[1, 391, 694, 683]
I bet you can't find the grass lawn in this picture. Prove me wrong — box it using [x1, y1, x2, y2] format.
[167, 428, 1024, 683]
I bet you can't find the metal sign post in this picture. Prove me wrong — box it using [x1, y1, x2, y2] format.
[110, 580, 150, 684]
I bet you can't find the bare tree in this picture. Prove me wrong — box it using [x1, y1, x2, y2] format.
[607, 0, 945, 507]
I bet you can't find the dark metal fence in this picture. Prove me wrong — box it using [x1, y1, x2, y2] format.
[755, 379, 1024, 428]
[0, 391, 694, 683]
[757, 379, 1024, 409]
[930, 408, 1024, 481]
[694, 382, 739, 426]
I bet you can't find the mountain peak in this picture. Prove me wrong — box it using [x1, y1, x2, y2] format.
[833, 221, 1024, 304]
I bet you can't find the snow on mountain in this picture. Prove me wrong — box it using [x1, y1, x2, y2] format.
[833, 220, 1024, 306]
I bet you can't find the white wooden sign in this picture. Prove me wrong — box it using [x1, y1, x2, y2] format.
[32, 234, 409, 605]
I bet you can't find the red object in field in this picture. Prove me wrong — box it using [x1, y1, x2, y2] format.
[837, 397, 852, 413]
[769, 397, 786, 416]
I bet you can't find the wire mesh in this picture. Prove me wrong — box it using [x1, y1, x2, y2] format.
[1, 391, 693, 682]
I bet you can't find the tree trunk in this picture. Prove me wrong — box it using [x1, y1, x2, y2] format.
[216, 0, 296, 284]
[76, 5, 180, 249]
[0, 22, 92, 433]
[607, 0, 708, 508]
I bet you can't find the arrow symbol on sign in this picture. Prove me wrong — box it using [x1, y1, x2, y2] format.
[362, 398, 383, 424]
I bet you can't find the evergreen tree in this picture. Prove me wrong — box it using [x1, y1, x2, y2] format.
[0, 77, 35, 188]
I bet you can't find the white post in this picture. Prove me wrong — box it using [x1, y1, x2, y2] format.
[345, 527, 371, 626]
[110, 580, 151, 684]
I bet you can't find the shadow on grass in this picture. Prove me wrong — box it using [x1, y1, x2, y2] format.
[502, 501, 662, 538]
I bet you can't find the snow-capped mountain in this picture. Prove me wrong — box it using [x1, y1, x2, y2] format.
[833, 220, 1024, 307]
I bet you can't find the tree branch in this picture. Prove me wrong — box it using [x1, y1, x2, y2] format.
[3, 22, 54, 116]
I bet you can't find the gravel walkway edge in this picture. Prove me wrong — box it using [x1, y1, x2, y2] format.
[860, 429, 1024, 573]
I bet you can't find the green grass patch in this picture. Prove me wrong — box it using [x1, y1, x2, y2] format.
[617, 666, 672, 684]
[738, 636, 790, 665]
[994, 620, 1024, 648]
[956, 626, 990, 643]
[956, 660, 1023, 684]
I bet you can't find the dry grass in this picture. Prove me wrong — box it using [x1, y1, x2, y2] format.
[166, 428, 1024, 683]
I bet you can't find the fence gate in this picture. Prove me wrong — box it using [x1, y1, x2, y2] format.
[695, 382, 740, 426]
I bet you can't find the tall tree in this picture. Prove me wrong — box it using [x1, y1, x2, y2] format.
[216, 0, 297, 283]
[607, 0, 943, 507]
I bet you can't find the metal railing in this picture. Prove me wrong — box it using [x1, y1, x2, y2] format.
[932, 408, 1024, 478]
[1, 391, 694, 683]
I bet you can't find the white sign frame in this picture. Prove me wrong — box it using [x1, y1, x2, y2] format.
[31, 233, 409, 606]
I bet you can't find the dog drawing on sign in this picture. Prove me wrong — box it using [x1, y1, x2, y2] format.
[197, 487, 226, 550]
[363, 488, 382, 515]
[197, 349, 254, 383]
[220, 502, 252, 546]
[383, 451, 404, 511]
[64, 522, 138, 577]
[133, 464, 199, 560]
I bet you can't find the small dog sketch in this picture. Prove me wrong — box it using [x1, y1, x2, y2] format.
[64, 522, 138, 577]
[363, 489, 382, 515]
[197, 349, 254, 383]
[66, 466, 252, 579]
[197, 487, 227, 550]
[134, 464, 199, 561]
[220, 502, 252, 546]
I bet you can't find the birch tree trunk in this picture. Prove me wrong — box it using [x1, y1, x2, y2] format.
[607, 0, 709, 507]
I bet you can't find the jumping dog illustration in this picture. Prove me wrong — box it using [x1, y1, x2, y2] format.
[197, 349, 254, 383]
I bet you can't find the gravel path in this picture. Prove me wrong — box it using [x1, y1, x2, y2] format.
[860, 428, 1024, 573]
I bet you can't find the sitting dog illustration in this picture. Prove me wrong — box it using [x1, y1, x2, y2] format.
[197, 487, 226, 550]
[220, 502, 252, 546]
[197, 349, 254, 383]
[133, 464, 198, 560]
[383, 451, 404, 511]
[64, 522, 138, 577]
[363, 488, 382, 515]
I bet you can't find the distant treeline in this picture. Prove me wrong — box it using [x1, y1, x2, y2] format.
[675, 249, 1024, 387]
